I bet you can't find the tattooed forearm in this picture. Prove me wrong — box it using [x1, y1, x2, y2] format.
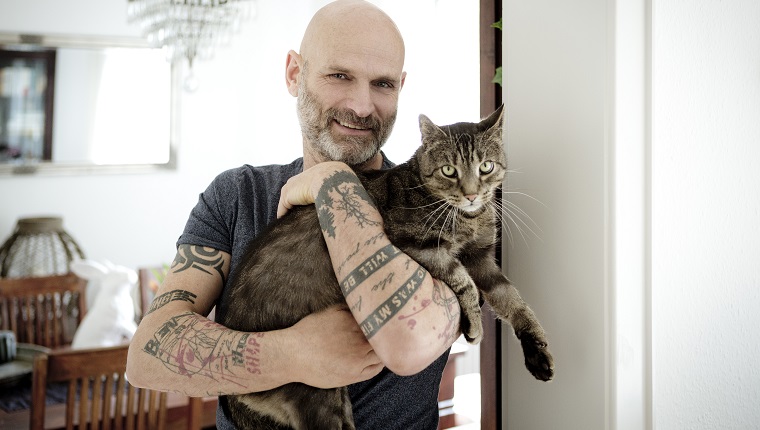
[336, 232, 387, 276]
[431, 278, 461, 343]
[340, 243, 401, 296]
[315, 170, 380, 238]
[371, 272, 394, 292]
[172, 245, 226, 283]
[397, 278, 460, 344]
[359, 266, 427, 338]
[143, 312, 262, 387]
[144, 289, 197, 316]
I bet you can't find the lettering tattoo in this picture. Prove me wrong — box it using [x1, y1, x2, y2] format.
[315, 170, 380, 238]
[359, 266, 428, 338]
[172, 245, 226, 284]
[335, 232, 386, 276]
[143, 312, 263, 391]
[340, 243, 401, 296]
[144, 289, 197, 316]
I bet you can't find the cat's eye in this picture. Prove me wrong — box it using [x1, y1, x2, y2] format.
[479, 161, 495, 174]
[441, 165, 457, 178]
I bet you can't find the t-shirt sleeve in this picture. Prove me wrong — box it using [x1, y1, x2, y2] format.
[177, 170, 238, 254]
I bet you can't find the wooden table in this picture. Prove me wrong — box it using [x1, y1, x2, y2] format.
[0, 393, 217, 430]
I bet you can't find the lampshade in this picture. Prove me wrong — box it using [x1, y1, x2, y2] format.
[0, 217, 85, 278]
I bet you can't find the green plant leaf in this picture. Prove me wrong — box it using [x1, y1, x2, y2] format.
[492, 66, 502, 86]
[492, 18, 503, 31]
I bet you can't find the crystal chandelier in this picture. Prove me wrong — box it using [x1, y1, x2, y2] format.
[127, 0, 252, 91]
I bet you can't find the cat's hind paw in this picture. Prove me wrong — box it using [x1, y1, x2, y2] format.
[520, 335, 554, 381]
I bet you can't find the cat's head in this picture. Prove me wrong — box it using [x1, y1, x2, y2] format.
[415, 105, 506, 216]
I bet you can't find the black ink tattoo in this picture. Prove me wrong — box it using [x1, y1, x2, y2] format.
[351, 296, 363, 312]
[371, 273, 394, 292]
[359, 266, 428, 338]
[336, 232, 387, 276]
[144, 312, 263, 386]
[172, 245, 226, 284]
[339, 243, 401, 296]
[144, 289, 197, 316]
[315, 170, 380, 238]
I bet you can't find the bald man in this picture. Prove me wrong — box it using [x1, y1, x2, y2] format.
[127, 1, 462, 428]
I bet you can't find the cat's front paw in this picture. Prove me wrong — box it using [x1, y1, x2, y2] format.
[461, 311, 483, 344]
[519, 334, 554, 381]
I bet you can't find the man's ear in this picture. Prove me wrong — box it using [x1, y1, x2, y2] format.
[399, 71, 407, 91]
[285, 50, 302, 97]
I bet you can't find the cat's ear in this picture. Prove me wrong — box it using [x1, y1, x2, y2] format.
[482, 104, 505, 131]
[419, 114, 446, 144]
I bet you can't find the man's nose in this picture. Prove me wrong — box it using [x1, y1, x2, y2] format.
[345, 83, 374, 118]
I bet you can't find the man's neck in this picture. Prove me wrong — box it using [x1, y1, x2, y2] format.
[302, 146, 384, 172]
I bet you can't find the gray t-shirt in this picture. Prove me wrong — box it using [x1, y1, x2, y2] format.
[178, 157, 450, 430]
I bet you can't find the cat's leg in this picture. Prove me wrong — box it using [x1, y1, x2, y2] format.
[481, 282, 554, 381]
[402, 248, 484, 344]
[459, 249, 554, 381]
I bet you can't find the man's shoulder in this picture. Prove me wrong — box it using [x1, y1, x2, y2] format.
[212, 158, 304, 189]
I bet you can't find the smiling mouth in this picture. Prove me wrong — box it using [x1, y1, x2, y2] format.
[335, 119, 371, 131]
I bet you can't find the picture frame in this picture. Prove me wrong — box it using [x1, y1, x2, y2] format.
[0, 48, 56, 163]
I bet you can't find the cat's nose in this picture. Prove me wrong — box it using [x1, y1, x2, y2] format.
[464, 194, 478, 203]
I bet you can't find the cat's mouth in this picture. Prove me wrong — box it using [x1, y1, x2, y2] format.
[460, 203, 483, 213]
[455, 199, 486, 214]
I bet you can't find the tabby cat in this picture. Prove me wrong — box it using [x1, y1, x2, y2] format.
[220, 105, 554, 429]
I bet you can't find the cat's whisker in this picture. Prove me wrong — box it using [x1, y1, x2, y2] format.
[492, 199, 542, 246]
[422, 202, 452, 241]
[502, 189, 546, 207]
[395, 198, 447, 211]
[497, 203, 531, 247]
[439, 206, 457, 249]
[503, 200, 544, 235]
[402, 183, 429, 191]
[420, 201, 449, 225]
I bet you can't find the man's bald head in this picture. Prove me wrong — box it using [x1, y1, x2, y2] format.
[299, 0, 405, 68]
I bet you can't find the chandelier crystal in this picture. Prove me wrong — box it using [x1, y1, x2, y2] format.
[127, 0, 252, 90]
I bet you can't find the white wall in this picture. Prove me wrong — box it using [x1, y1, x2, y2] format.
[503, 0, 760, 429]
[652, 0, 760, 428]
[0, 0, 479, 270]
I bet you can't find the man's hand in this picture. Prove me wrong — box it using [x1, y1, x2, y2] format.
[286, 305, 383, 389]
[277, 161, 351, 218]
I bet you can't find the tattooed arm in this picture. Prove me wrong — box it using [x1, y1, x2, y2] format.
[126, 244, 383, 395]
[279, 162, 461, 376]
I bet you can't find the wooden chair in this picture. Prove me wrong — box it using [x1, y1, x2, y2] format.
[0, 273, 87, 348]
[30, 344, 168, 430]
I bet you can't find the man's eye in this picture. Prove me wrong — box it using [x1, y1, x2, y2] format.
[331, 73, 349, 80]
[375, 81, 393, 89]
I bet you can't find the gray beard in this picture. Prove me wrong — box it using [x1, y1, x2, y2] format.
[297, 82, 395, 166]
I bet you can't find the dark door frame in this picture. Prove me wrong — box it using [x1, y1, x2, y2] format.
[479, 0, 503, 429]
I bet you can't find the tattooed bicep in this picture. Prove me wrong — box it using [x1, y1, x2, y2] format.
[172, 245, 228, 284]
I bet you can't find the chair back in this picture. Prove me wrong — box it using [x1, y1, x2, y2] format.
[30, 344, 167, 430]
[0, 274, 87, 348]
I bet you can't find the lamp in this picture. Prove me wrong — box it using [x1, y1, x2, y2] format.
[0, 217, 85, 278]
[126, 0, 252, 91]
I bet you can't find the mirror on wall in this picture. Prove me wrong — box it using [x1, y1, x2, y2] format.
[0, 33, 177, 175]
